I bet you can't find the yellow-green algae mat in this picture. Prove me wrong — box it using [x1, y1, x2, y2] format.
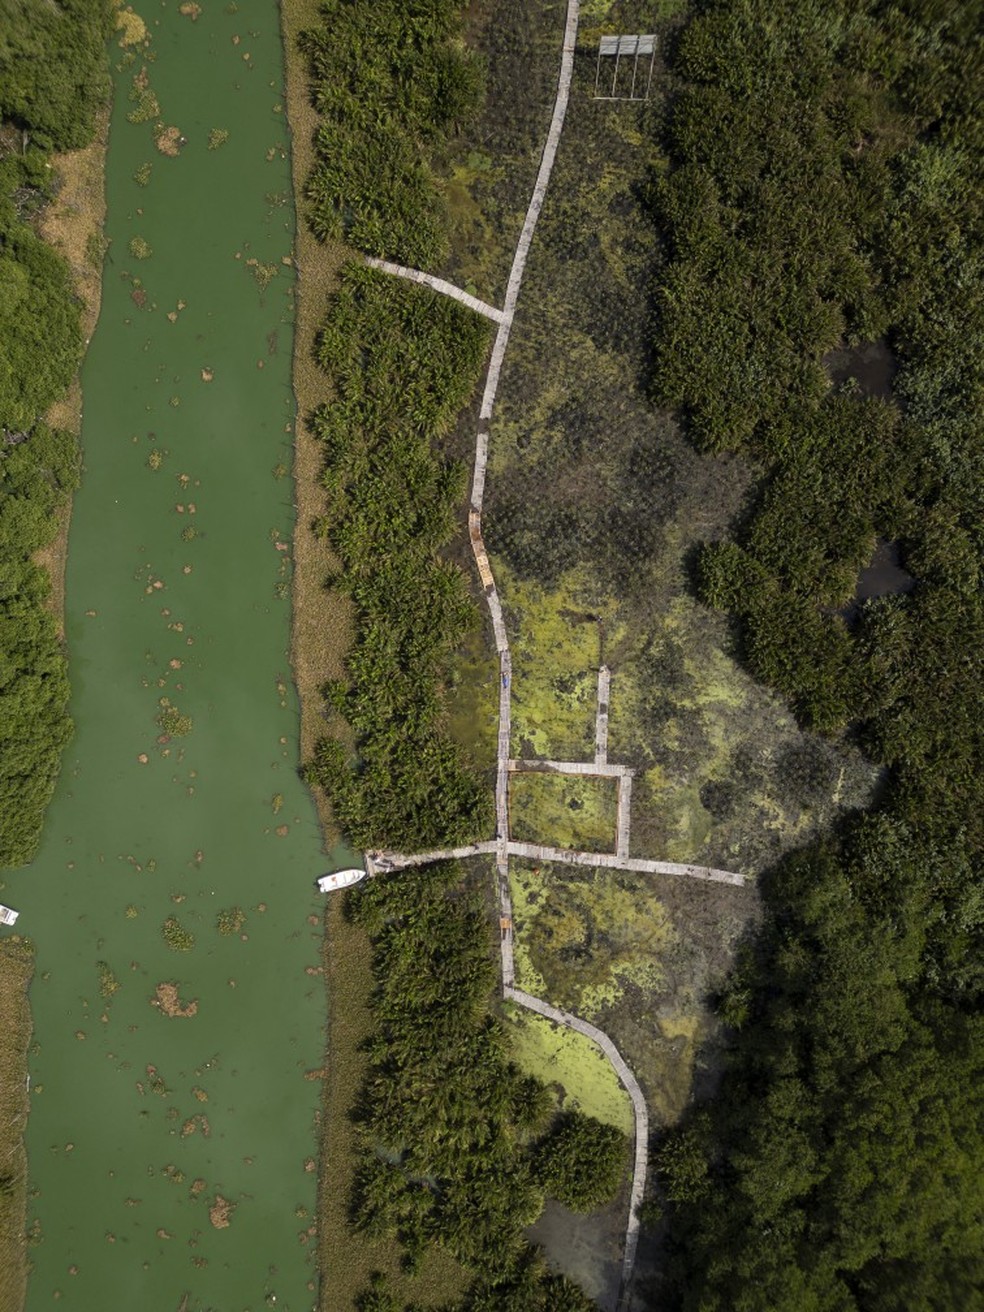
[4, 5, 339, 1308]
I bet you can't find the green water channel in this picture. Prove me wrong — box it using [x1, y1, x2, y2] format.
[7, 6, 345, 1308]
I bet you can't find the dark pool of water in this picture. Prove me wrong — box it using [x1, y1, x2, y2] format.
[823, 338, 897, 399]
[529, 1195, 624, 1311]
[841, 538, 916, 622]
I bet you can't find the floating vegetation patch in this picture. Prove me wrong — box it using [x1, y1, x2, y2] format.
[150, 983, 197, 1017]
[215, 907, 245, 936]
[502, 1005, 633, 1135]
[128, 236, 152, 260]
[116, 6, 148, 46]
[207, 128, 229, 150]
[245, 257, 277, 290]
[126, 72, 158, 124]
[161, 917, 195, 953]
[154, 125, 183, 156]
[209, 1194, 235, 1229]
[133, 162, 152, 186]
[96, 961, 120, 999]
[509, 772, 618, 853]
[156, 699, 192, 736]
[512, 864, 676, 1016]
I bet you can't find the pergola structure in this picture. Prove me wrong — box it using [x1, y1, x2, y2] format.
[593, 33, 657, 101]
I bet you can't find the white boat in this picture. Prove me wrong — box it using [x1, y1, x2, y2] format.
[316, 868, 367, 894]
[0, 904, 19, 926]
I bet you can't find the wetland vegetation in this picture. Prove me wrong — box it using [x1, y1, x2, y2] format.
[299, 0, 495, 855]
[0, 7, 110, 1301]
[346, 860, 625, 1311]
[646, 1, 984, 1307]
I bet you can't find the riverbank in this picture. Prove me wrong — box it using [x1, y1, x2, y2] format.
[35, 106, 111, 637]
[0, 939, 33, 1312]
[279, 2, 473, 1303]
[280, 0, 350, 820]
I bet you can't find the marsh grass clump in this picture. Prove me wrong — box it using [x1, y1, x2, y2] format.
[96, 960, 120, 999]
[128, 235, 152, 260]
[216, 907, 245, 936]
[161, 917, 195, 953]
[126, 74, 159, 124]
[85, 230, 109, 268]
[154, 125, 183, 156]
[147, 448, 163, 470]
[133, 162, 152, 186]
[245, 257, 277, 291]
[299, 0, 483, 266]
[207, 128, 229, 150]
[156, 699, 192, 736]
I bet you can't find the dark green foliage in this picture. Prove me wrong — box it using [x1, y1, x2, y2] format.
[649, 1, 984, 1307]
[0, 6, 106, 868]
[532, 1110, 626, 1213]
[300, 0, 483, 264]
[0, 227, 82, 434]
[306, 266, 493, 850]
[348, 863, 624, 1308]
[0, 425, 79, 868]
[0, 0, 112, 151]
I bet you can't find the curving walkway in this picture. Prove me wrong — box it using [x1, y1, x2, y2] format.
[507, 987, 649, 1302]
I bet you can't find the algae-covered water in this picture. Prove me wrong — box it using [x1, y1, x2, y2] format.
[8, 6, 336, 1308]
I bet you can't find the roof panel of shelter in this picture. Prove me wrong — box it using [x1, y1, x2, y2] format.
[598, 33, 657, 56]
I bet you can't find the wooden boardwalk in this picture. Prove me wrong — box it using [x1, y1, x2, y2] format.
[596, 664, 611, 764]
[364, 257, 506, 323]
[372, 841, 744, 890]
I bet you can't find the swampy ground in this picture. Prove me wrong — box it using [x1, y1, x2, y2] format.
[0, 4, 337, 1307]
[440, 0, 881, 1292]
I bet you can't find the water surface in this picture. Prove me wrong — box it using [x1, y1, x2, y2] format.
[8, 6, 332, 1307]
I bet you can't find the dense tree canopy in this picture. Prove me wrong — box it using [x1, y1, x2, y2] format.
[348, 863, 624, 1310]
[301, 0, 494, 852]
[0, 0, 106, 867]
[0, 0, 112, 151]
[647, 1, 984, 1307]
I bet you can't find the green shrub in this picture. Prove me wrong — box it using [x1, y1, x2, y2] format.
[305, 266, 493, 851]
[299, 0, 483, 265]
[532, 1111, 627, 1212]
